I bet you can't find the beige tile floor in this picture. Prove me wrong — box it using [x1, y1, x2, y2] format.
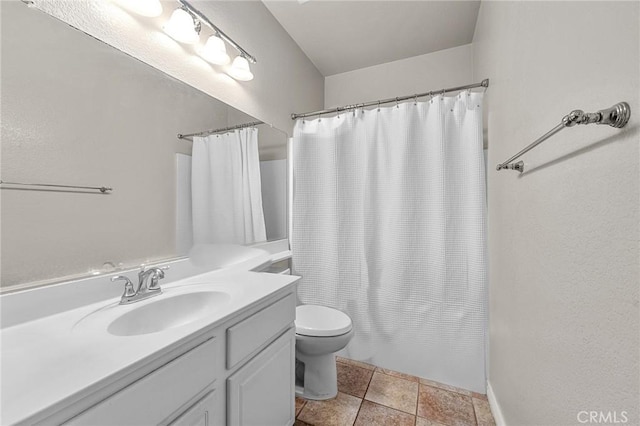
[295, 357, 496, 426]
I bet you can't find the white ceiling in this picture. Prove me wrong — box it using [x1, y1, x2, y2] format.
[262, 0, 481, 76]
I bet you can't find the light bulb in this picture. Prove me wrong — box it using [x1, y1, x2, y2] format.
[163, 8, 200, 44]
[227, 55, 254, 81]
[115, 0, 163, 17]
[199, 35, 230, 65]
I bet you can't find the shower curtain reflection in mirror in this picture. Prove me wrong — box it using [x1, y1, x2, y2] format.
[192, 127, 267, 245]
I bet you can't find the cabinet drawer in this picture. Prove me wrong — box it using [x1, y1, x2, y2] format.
[227, 328, 295, 426]
[66, 338, 217, 426]
[226, 293, 295, 369]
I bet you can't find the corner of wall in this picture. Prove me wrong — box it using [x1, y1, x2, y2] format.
[486, 381, 506, 426]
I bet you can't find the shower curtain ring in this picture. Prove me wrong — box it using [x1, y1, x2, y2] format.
[429, 91, 434, 103]
[377, 100, 380, 112]
[336, 107, 340, 118]
[396, 97, 399, 108]
[414, 94, 418, 106]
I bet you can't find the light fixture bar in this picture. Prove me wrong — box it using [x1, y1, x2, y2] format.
[177, 0, 257, 64]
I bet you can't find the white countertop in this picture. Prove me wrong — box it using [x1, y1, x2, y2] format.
[0, 269, 298, 425]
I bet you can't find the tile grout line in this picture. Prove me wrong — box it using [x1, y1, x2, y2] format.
[470, 397, 480, 426]
[416, 381, 420, 418]
[351, 398, 364, 425]
[297, 398, 307, 422]
[414, 375, 420, 425]
[469, 398, 482, 426]
[351, 360, 375, 425]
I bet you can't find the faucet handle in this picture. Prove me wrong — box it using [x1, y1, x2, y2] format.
[148, 265, 169, 290]
[111, 275, 136, 297]
[154, 265, 170, 277]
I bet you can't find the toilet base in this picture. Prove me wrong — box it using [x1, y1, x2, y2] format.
[294, 315, 354, 401]
[295, 352, 338, 400]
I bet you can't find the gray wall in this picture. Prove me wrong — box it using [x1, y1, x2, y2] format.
[260, 160, 287, 241]
[473, 1, 639, 424]
[324, 44, 473, 108]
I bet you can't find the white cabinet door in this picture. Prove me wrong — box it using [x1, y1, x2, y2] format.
[169, 390, 216, 426]
[227, 328, 295, 426]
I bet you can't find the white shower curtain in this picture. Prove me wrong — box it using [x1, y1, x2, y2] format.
[292, 92, 487, 392]
[192, 127, 266, 245]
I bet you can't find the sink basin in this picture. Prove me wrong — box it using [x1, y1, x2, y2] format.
[107, 291, 230, 336]
[74, 289, 231, 336]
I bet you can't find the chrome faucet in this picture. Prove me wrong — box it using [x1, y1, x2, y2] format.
[111, 265, 169, 305]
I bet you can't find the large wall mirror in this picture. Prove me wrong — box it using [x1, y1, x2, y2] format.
[0, 2, 288, 289]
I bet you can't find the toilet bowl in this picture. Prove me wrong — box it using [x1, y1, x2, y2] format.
[295, 305, 353, 400]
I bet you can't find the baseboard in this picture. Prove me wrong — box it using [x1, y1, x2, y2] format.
[487, 380, 507, 426]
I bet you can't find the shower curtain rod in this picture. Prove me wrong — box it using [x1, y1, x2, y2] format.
[178, 121, 264, 141]
[291, 79, 489, 120]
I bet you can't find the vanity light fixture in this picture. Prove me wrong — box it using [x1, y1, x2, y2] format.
[115, 0, 163, 17]
[177, 0, 257, 78]
[119, 0, 257, 81]
[199, 34, 230, 65]
[163, 7, 200, 44]
[227, 55, 254, 81]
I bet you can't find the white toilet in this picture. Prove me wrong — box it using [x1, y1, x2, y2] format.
[294, 305, 353, 400]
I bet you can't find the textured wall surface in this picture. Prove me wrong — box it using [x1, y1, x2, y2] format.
[473, 2, 639, 424]
[324, 44, 473, 109]
[28, 0, 324, 136]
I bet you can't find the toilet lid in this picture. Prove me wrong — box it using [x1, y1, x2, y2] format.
[295, 305, 352, 337]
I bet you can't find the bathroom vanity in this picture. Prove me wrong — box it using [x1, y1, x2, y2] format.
[0, 253, 298, 425]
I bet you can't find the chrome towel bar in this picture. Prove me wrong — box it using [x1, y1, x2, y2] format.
[0, 180, 113, 193]
[497, 102, 631, 173]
